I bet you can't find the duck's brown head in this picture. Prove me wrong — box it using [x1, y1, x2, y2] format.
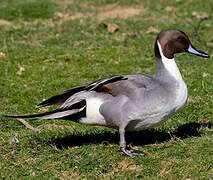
[155, 29, 210, 59]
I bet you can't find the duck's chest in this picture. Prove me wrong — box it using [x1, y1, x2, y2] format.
[172, 80, 188, 113]
[153, 80, 188, 120]
[126, 80, 188, 131]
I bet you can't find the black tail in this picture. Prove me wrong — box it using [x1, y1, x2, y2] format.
[37, 86, 86, 107]
[3, 100, 86, 121]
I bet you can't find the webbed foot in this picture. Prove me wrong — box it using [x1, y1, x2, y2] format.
[120, 146, 146, 156]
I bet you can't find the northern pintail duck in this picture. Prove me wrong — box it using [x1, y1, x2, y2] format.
[5, 29, 210, 156]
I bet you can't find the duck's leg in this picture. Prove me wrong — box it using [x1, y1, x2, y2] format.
[119, 127, 146, 156]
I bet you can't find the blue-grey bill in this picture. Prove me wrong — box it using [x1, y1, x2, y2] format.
[187, 44, 210, 58]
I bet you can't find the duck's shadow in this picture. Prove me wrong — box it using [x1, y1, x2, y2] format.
[51, 122, 212, 149]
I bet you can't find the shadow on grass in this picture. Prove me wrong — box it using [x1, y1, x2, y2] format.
[51, 122, 212, 149]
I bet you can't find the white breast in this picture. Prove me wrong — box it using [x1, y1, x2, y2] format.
[127, 81, 188, 131]
[173, 80, 188, 112]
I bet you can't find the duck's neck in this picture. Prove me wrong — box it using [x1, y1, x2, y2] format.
[154, 40, 183, 82]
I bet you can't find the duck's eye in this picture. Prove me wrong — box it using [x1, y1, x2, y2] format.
[177, 36, 186, 43]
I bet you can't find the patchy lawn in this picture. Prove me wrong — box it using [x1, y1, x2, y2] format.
[0, 0, 213, 179]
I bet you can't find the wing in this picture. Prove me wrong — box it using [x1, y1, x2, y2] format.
[38, 74, 154, 108]
[37, 75, 128, 107]
[107, 74, 155, 96]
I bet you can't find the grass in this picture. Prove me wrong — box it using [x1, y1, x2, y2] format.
[0, 0, 57, 20]
[0, 0, 213, 179]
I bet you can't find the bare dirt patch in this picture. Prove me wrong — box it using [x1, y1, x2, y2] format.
[116, 159, 140, 171]
[54, 12, 85, 22]
[38, 124, 74, 131]
[56, 0, 74, 6]
[47, 4, 144, 25]
[59, 170, 81, 180]
[0, 19, 12, 26]
[1, 3, 145, 30]
[54, 3, 144, 22]
[97, 4, 144, 21]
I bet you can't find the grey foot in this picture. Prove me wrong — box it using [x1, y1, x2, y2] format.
[120, 146, 146, 156]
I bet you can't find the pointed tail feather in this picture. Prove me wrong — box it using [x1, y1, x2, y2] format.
[4, 100, 86, 121]
[3, 108, 63, 119]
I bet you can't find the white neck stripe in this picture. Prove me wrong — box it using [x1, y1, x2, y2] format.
[157, 41, 183, 81]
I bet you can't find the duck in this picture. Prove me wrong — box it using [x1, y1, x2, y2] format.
[4, 29, 210, 156]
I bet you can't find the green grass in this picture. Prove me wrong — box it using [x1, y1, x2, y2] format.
[0, 0, 57, 21]
[0, 0, 213, 179]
